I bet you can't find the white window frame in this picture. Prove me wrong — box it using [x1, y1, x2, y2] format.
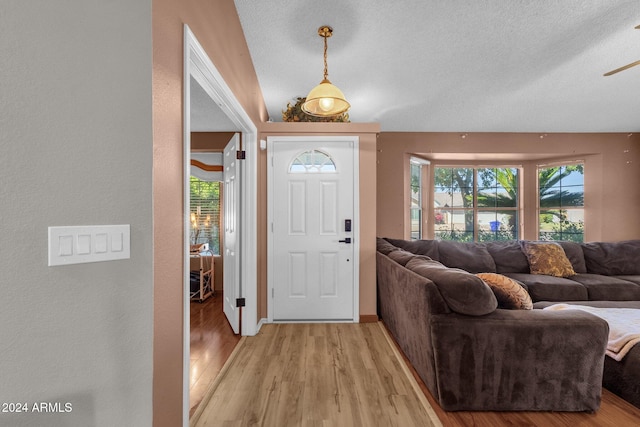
[433, 165, 522, 242]
[409, 157, 430, 240]
[189, 177, 222, 254]
[536, 160, 585, 242]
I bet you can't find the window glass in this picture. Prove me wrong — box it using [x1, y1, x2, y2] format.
[434, 167, 520, 242]
[190, 177, 221, 254]
[410, 161, 422, 239]
[290, 150, 336, 173]
[538, 164, 584, 242]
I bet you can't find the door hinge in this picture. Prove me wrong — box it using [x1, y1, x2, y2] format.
[236, 297, 246, 307]
[272, 288, 274, 298]
[236, 150, 246, 160]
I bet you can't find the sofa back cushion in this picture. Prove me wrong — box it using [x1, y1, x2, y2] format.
[376, 237, 400, 255]
[387, 249, 421, 266]
[405, 257, 497, 316]
[581, 240, 640, 275]
[486, 241, 530, 273]
[383, 238, 439, 260]
[437, 241, 496, 273]
[558, 241, 587, 274]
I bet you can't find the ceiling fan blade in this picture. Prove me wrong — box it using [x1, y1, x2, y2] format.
[636, 24, 640, 29]
[604, 60, 640, 76]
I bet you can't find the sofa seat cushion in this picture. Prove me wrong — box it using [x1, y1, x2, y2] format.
[569, 274, 640, 301]
[534, 300, 640, 310]
[520, 241, 576, 277]
[405, 257, 497, 316]
[437, 241, 496, 273]
[476, 273, 533, 310]
[582, 240, 640, 275]
[613, 275, 640, 286]
[503, 273, 588, 302]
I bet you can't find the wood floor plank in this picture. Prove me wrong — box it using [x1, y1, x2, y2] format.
[192, 323, 441, 427]
[189, 293, 241, 417]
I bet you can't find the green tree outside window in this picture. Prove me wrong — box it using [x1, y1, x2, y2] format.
[190, 177, 221, 254]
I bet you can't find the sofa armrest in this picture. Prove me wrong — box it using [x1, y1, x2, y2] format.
[377, 252, 449, 398]
[430, 309, 608, 411]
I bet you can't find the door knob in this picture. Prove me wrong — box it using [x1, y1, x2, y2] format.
[339, 238, 352, 244]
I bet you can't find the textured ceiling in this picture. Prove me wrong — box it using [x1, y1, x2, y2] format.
[233, 0, 640, 132]
[190, 76, 238, 132]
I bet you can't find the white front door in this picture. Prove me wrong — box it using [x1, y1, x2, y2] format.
[223, 134, 240, 333]
[268, 136, 359, 321]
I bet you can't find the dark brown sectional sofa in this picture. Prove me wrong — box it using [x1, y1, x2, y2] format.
[377, 237, 640, 412]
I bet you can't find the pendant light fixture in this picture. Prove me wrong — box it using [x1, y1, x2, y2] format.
[302, 26, 350, 117]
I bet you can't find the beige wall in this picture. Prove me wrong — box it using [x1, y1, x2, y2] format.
[377, 132, 640, 242]
[258, 123, 380, 321]
[2, 2, 153, 426]
[152, 1, 267, 425]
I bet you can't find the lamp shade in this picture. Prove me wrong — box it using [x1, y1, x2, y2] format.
[302, 78, 350, 117]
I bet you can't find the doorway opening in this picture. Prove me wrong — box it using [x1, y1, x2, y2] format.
[183, 25, 258, 424]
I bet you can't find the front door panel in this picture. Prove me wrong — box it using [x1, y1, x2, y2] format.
[270, 138, 357, 321]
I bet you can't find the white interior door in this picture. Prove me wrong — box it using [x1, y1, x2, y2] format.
[269, 136, 358, 321]
[223, 134, 240, 333]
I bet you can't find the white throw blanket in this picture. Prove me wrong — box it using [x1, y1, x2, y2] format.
[543, 304, 640, 361]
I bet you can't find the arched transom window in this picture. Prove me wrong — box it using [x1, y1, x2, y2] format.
[289, 150, 337, 173]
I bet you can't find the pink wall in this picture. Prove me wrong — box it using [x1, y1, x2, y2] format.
[152, 1, 267, 425]
[152, 3, 640, 423]
[377, 132, 640, 242]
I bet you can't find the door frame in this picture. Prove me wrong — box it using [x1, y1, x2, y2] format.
[183, 25, 259, 424]
[266, 135, 360, 323]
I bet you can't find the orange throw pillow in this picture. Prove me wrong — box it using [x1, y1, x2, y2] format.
[476, 273, 533, 310]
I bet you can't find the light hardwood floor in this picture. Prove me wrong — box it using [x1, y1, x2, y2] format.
[192, 322, 440, 427]
[189, 293, 241, 417]
[190, 303, 640, 426]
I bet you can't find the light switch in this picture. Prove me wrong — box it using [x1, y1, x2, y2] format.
[77, 234, 91, 255]
[59, 235, 73, 256]
[111, 232, 123, 252]
[48, 225, 130, 266]
[95, 233, 108, 253]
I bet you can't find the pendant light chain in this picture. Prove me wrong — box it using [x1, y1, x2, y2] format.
[323, 34, 329, 80]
